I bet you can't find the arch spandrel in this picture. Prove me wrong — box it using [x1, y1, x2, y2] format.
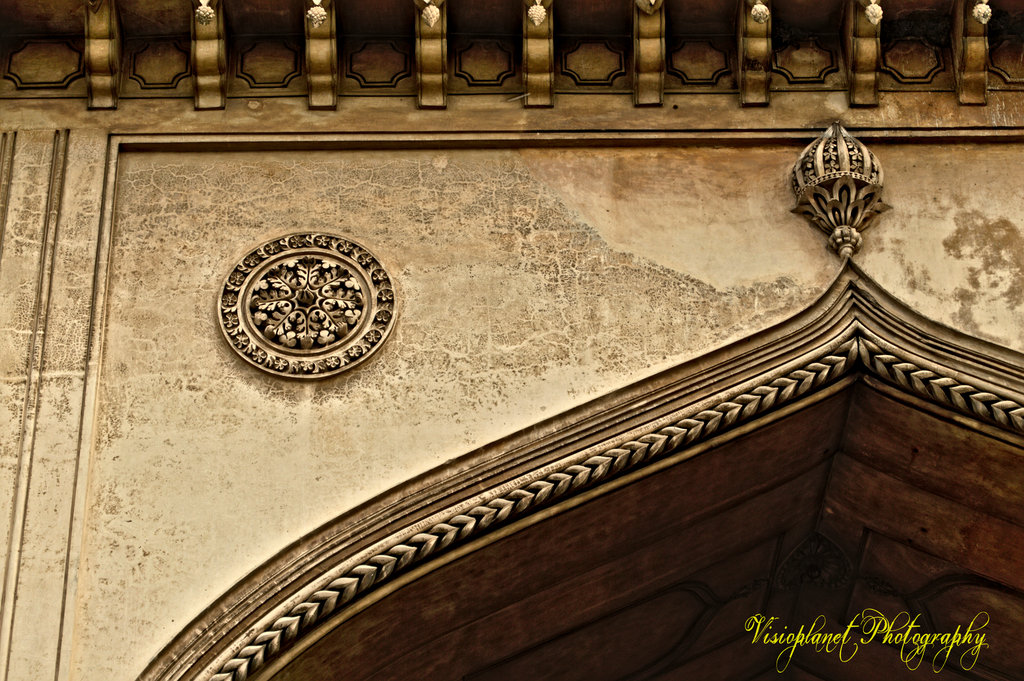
[140, 262, 1024, 681]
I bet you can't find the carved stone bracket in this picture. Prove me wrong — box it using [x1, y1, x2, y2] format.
[953, 0, 989, 105]
[84, 0, 120, 108]
[844, 0, 881, 106]
[791, 123, 890, 259]
[414, 0, 447, 108]
[191, 0, 227, 110]
[305, 0, 338, 109]
[633, 0, 666, 106]
[737, 0, 771, 106]
[523, 0, 554, 107]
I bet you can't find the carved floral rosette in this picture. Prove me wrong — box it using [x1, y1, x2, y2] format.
[219, 233, 396, 379]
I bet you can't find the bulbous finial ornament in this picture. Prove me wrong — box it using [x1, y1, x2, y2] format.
[307, 0, 327, 28]
[791, 123, 890, 259]
[751, 0, 770, 24]
[865, 0, 883, 25]
[528, 0, 547, 26]
[195, 0, 215, 25]
[973, 0, 992, 24]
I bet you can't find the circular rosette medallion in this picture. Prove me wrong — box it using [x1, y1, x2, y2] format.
[219, 233, 396, 378]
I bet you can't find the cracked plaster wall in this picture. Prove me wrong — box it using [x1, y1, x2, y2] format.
[71, 146, 838, 681]
[1, 137, 1022, 681]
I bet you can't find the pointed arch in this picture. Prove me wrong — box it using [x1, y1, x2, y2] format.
[140, 263, 1024, 681]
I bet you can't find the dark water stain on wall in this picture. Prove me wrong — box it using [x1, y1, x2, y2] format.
[943, 211, 1024, 333]
[942, 209, 1024, 331]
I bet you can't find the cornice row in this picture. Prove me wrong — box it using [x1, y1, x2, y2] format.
[2, 0, 1020, 109]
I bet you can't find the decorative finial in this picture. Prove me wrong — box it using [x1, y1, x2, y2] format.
[195, 0, 215, 25]
[865, 0, 883, 25]
[973, 0, 992, 24]
[751, 0, 770, 24]
[791, 123, 890, 259]
[421, 0, 441, 27]
[528, 0, 547, 26]
[307, 0, 327, 28]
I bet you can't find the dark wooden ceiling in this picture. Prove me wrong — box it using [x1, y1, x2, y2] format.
[265, 381, 1024, 681]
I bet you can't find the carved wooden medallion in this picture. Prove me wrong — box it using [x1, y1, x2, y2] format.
[219, 233, 396, 378]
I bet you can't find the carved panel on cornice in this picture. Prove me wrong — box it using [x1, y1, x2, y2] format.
[772, 39, 842, 87]
[557, 40, 630, 91]
[123, 39, 191, 97]
[879, 39, 948, 87]
[451, 38, 518, 92]
[234, 40, 304, 91]
[2, 38, 84, 91]
[989, 40, 1024, 87]
[342, 39, 414, 92]
[665, 39, 733, 90]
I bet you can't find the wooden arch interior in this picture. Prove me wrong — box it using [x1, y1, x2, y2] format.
[264, 377, 1024, 681]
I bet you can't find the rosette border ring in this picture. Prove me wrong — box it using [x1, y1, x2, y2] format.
[218, 232, 397, 379]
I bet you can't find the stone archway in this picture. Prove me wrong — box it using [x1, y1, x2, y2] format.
[141, 264, 1024, 681]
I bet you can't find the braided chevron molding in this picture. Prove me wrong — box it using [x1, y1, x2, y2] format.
[205, 338, 861, 681]
[858, 337, 1024, 431]
[143, 266, 1024, 681]
[206, 333, 1024, 681]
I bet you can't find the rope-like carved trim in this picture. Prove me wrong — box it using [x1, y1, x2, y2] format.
[207, 339, 859, 681]
[207, 335, 1024, 680]
[859, 338, 1024, 431]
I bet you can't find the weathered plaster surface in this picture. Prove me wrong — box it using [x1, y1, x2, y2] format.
[0, 139, 1003, 681]
[859, 144, 1024, 352]
[69, 147, 835, 681]
[6, 130, 107, 681]
[0, 130, 58, 680]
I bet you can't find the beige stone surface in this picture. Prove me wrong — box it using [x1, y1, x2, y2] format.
[859, 144, 1024, 352]
[68, 146, 838, 681]
[6, 130, 107, 681]
[0, 132, 1019, 681]
[0, 130, 58, 679]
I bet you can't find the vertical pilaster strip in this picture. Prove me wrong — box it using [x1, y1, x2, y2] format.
[844, 0, 880, 107]
[633, 0, 666, 106]
[192, 0, 227, 110]
[1, 130, 107, 681]
[53, 134, 117, 681]
[523, 0, 554, 107]
[414, 0, 447, 109]
[0, 130, 67, 681]
[737, 0, 771, 106]
[0, 133, 15, 264]
[84, 0, 120, 109]
[305, 0, 339, 110]
[954, 0, 989, 105]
